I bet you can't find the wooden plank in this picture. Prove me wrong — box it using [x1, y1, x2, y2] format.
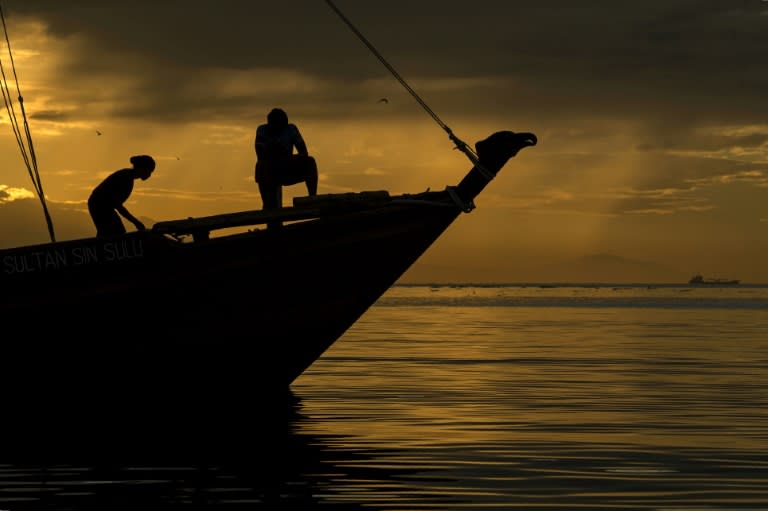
[152, 190, 393, 236]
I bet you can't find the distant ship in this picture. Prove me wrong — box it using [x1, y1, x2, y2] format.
[689, 274, 740, 285]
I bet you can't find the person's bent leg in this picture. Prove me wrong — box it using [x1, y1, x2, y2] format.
[305, 156, 318, 196]
[258, 181, 283, 230]
[90, 205, 125, 238]
[258, 182, 280, 210]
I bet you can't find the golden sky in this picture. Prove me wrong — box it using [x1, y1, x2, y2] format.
[1, 1, 766, 283]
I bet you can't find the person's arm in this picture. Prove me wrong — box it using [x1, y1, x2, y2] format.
[255, 125, 269, 161]
[292, 125, 308, 156]
[255, 135, 263, 157]
[255, 141, 268, 161]
[116, 204, 145, 231]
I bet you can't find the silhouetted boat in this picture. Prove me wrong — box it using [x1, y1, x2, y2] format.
[0, 131, 536, 402]
[0, 3, 536, 404]
[689, 274, 740, 285]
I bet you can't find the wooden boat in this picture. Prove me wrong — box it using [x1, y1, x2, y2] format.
[0, 2, 537, 408]
[0, 131, 536, 403]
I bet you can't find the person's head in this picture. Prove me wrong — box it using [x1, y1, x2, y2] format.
[267, 108, 288, 131]
[130, 154, 156, 180]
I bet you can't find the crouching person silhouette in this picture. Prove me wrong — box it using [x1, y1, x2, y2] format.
[88, 154, 155, 238]
[254, 108, 318, 228]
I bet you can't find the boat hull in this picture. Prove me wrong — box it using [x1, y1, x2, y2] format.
[1, 198, 460, 401]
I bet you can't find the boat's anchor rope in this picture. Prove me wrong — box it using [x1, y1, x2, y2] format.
[446, 186, 475, 213]
[324, 0, 493, 181]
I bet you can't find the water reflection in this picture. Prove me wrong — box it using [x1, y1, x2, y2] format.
[0, 392, 403, 510]
[2, 286, 767, 509]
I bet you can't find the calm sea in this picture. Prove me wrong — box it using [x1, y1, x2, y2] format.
[2, 284, 767, 510]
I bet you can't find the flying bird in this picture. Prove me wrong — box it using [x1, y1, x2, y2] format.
[377, 98, 389, 104]
[96, 130, 102, 136]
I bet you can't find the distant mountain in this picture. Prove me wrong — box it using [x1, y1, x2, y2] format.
[540, 252, 686, 283]
[0, 197, 165, 249]
[0, 198, 92, 248]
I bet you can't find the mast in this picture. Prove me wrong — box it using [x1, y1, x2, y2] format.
[0, 2, 56, 242]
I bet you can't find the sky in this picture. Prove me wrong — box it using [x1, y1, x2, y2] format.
[0, 0, 766, 283]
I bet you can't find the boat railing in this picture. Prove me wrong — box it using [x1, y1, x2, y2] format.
[152, 190, 393, 240]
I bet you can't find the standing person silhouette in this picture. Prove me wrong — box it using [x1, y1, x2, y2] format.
[254, 108, 318, 227]
[88, 154, 155, 238]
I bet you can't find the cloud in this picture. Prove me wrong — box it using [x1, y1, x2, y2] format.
[7, 1, 766, 128]
[0, 185, 35, 203]
[3, 1, 766, 282]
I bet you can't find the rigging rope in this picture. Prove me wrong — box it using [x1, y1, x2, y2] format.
[323, 0, 488, 174]
[0, 1, 56, 242]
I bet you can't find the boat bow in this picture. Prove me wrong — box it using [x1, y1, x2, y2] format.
[454, 131, 538, 206]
